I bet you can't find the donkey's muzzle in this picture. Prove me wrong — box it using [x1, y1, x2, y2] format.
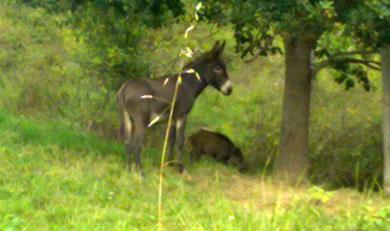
[221, 80, 233, 95]
[223, 87, 233, 95]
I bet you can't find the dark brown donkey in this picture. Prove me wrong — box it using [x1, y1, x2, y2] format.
[116, 41, 232, 174]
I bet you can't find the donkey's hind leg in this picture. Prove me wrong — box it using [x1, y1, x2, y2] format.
[167, 123, 176, 163]
[123, 110, 133, 170]
[176, 116, 188, 173]
[132, 117, 146, 176]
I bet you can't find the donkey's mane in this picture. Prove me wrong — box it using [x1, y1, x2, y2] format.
[183, 53, 208, 70]
[183, 59, 196, 70]
[183, 61, 194, 69]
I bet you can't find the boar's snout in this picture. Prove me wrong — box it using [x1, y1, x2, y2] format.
[229, 148, 244, 170]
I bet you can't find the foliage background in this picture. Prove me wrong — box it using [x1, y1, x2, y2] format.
[0, 0, 383, 188]
[0, 1, 388, 230]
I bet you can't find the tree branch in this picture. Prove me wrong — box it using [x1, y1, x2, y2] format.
[339, 58, 381, 70]
[314, 56, 381, 74]
[244, 51, 262, 63]
[332, 50, 376, 57]
[313, 60, 331, 75]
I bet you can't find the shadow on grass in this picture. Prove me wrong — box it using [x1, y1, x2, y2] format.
[0, 109, 123, 157]
[0, 110, 269, 175]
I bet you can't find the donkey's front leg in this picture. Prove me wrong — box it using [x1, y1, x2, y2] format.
[176, 116, 187, 173]
[167, 122, 176, 163]
[122, 111, 133, 171]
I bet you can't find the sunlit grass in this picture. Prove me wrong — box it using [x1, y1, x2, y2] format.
[1, 110, 390, 230]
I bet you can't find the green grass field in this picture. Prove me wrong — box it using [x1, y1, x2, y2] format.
[1, 1, 390, 230]
[1, 109, 390, 230]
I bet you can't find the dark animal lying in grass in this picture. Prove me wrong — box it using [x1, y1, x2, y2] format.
[187, 129, 244, 171]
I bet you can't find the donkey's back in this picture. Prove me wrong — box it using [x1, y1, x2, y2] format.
[117, 76, 172, 104]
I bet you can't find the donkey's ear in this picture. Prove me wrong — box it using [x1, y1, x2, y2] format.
[206, 40, 224, 60]
[213, 40, 226, 57]
[218, 40, 226, 55]
[211, 40, 220, 52]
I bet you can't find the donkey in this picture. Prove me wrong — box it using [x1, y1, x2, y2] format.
[116, 40, 232, 174]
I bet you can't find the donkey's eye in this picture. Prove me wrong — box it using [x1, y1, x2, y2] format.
[213, 66, 223, 74]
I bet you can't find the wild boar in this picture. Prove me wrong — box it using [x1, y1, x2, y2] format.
[187, 129, 244, 170]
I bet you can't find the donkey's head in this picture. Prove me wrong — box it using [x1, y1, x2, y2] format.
[190, 40, 232, 95]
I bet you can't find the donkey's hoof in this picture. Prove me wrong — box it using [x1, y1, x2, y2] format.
[166, 162, 186, 173]
[132, 169, 144, 179]
[136, 167, 145, 178]
[181, 167, 188, 175]
[177, 163, 186, 173]
[138, 171, 145, 178]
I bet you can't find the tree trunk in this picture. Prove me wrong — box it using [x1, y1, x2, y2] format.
[274, 37, 316, 183]
[381, 46, 390, 196]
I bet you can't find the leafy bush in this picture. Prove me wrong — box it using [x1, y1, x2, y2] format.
[0, 2, 118, 136]
[16, 0, 71, 12]
[309, 72, 383, 190]
[309, 119, 383, 190]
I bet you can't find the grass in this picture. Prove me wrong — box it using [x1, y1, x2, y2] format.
[1, 109, 390, 230]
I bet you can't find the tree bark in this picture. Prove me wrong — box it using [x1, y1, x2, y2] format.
[274, 37, 317, 183]
[381, 46, 390, 196]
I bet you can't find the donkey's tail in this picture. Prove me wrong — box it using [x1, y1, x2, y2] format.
[185, 134, 194, 145]
[117, 121, 125, 142]
[116, 83, 129, 142]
